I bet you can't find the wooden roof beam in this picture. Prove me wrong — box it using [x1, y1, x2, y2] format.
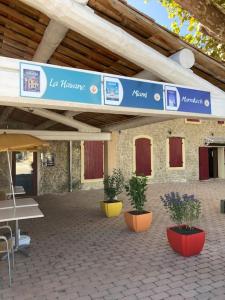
[19, 0, 224, 99]
[0, 107, 14, 124]
[0, 129, 111, 141]
[134, 48, 195, 81]
[34, 111, 82, 130]
[17, 107, 101, 132]
[75, 0, 89, 4]
[102, 116, 175, 131]
[33, 19, 68, 63]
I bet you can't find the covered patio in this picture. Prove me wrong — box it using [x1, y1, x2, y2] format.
[1, 180, 225, 300]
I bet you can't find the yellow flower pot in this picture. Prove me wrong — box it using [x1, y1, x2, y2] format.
[100, 201, 123, 217]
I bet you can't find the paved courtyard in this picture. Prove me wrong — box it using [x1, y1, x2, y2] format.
[1, 180, 225, 300]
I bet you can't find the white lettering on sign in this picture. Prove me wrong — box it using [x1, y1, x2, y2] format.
[49, 78, 58, 88]
[182, 96, 203, 104]
[132, 90, 147, 98]
[49, 78, 85, 91]
[60, 80, 85, 90]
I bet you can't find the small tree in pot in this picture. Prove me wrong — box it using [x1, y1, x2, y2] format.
[124, 175, 152, 232]
[101, 169, 124, 217]
[160, 192, 205, 256]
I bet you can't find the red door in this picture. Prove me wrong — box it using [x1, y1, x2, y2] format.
[84, 141, 104, 180]
[135, 138, 151, 176]
[199, 147, 209, 180]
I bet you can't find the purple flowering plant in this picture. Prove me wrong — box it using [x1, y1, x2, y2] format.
[160, 192, 201, 230]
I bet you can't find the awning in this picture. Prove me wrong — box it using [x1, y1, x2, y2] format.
[204, 137, 225, 146]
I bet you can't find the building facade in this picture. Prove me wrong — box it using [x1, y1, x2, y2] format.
[25, 118, 225, 194]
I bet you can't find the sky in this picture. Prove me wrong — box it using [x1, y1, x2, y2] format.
[127, 0, 171, 28]
[127, 0, 189, 36]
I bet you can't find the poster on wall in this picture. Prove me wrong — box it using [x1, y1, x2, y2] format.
[20, 63, 102, 105]
[103, 76, 164, 110]
[41, 152, 55, 167]
[164, 85, 211, 114]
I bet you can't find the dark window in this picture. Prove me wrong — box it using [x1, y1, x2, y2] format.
[169, 137, 183, 168]
[84, 141, 104, 180]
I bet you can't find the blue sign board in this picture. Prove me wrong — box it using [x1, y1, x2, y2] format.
[103, 76, 164, 110]
[20, 61, 211, 115]
[20, 63, 102, 105]
[165, 85, 211, 114]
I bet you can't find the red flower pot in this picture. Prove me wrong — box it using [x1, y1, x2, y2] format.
[167, 226, 205, 257]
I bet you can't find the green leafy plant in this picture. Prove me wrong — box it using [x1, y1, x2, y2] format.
[125, 175, 148, 214]
[103, 169, 124, 202]
[160, 192, 201, 230]
[144, 0, 225, 61]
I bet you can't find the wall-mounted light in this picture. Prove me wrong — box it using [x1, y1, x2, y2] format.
[168, 129, 172, 135]
[211, 132, 214, 136]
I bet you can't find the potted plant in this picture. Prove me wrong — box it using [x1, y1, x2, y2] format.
[160, 192, 205, 257]
[124, 175, 152, 232]
[101, 169, 124, 217]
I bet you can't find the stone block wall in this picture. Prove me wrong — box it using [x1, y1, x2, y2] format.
[3, 118, 225, 195]
[116, 118, 225, 183]
[39, 141, 81, 194]
[0, 152, 10, 192]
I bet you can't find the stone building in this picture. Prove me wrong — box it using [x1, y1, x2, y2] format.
[32, 118, 225, 194]
[0, 0, 224, 196]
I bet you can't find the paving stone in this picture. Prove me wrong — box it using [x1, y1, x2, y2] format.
[151, 292, 170, 300]
[194, 292, 215, 299]
[1, 182, 225, 300]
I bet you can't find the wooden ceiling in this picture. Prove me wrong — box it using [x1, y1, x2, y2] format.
[0, 0, 224, 130]
[88, 0, 225, 90]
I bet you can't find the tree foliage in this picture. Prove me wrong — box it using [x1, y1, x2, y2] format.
[145, 0, 225, 61]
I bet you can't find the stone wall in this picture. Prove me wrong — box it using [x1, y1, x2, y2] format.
[4, 118, 225, 195]
[0, 152, 10, 192]
[39, 141, 81, 194]
[116, 118, 225, 183]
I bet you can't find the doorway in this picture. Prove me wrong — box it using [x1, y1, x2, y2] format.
[199, 147, 218, 180]
[12, 151, 37, 195]
[208, 148, 218, 178]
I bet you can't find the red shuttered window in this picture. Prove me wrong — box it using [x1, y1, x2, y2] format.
[84, 141, 104, 180]
[218, 121, 225, 125]
[135, 137, 152, 176]
[169, 137, 183, 168]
